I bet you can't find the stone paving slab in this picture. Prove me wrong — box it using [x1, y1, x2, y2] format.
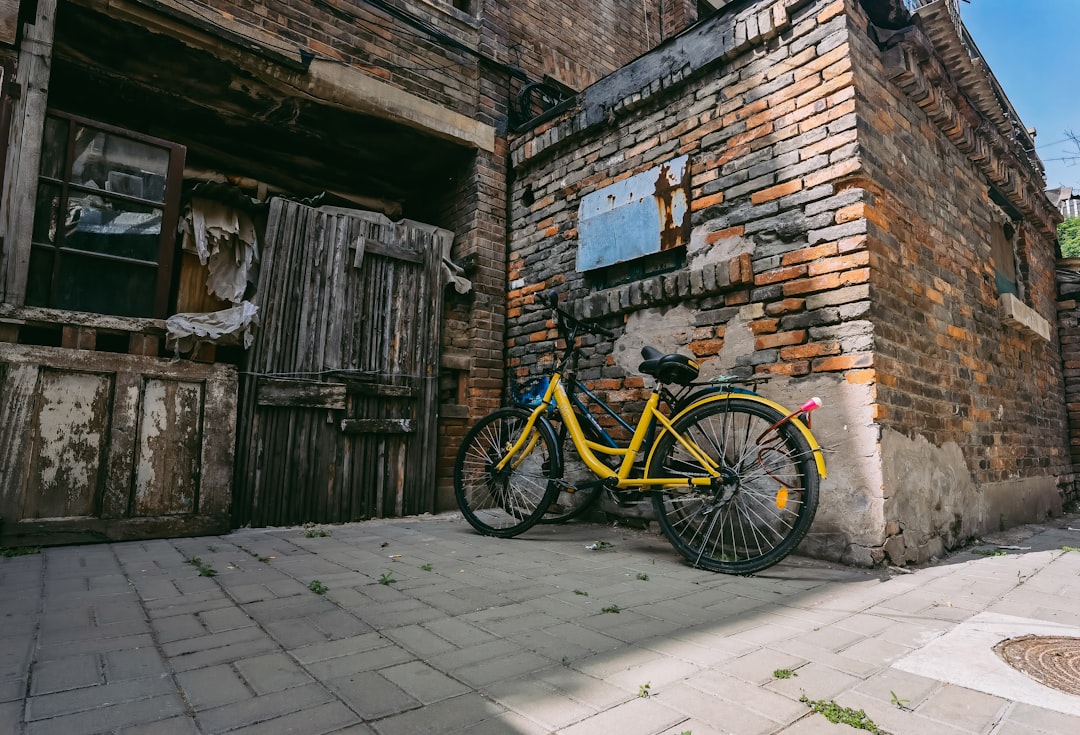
[4, 513, 1080, 733]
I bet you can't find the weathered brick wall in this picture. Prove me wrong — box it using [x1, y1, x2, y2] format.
[506, 0, 1072, 563]
[847, 2, 1071, 562]
[198, 0, 695, 116]
[485, 0, 698, 93]
[200, 0, 482, 115]
[508, 0, 879, 561]
[430, 0, 700, 506]
[430, 142, 509, 508]
[1059, 266, 1080, 476]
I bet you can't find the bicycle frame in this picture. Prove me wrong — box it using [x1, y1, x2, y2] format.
[496, 369, 722, 489]
[563, 377, 628, 449]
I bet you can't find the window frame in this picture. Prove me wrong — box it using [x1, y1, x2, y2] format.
[28, 110, 186, 319]
[0, 57, 14, 199]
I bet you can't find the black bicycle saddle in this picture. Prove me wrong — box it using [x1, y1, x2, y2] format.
[638, 346, 700, 385]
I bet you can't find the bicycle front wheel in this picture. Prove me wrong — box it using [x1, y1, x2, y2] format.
[454, 407, 560, 537]
[647, 397, 819, 574]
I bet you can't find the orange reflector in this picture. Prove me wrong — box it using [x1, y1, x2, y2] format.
[776, 487, 789, 509]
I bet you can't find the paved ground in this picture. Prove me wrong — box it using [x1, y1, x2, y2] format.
[4, 513, 1080, 735]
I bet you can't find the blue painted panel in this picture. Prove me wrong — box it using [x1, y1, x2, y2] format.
[576, 155, 689, 272]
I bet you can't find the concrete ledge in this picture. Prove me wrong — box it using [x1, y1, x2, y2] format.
[999, 293, 1052, 342]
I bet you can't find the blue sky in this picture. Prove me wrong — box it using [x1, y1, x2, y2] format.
[960, 0, 1080, 190]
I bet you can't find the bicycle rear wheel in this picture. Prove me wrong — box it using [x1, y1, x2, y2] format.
[647, 397, 819, 574]
[454, 407, 560, 537]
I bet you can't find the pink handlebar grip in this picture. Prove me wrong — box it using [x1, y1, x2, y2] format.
[799, 397, 822, 413]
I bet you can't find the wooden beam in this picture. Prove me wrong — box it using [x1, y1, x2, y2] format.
[0, 303, 167, 332]
[342, 382, 416, 398]
[79, 0, 496, 152]
[1, 0, 58, 305]
[256, 378, 347, 409]
[340, 418, 414, 434]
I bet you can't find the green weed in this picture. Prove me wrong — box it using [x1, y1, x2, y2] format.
[773, 668, 796, 679]
[378, 572, 397, 585]
[800, 695, 887, 734]
[636, 572, 649, 581]
[601, 604, 621, 614]
[186, 556, 217, 577]
[308, 580, 328, 595]
[0, 546, 41, 558]
[637, 681, 651, 698]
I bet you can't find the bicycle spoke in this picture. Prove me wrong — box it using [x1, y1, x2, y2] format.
[649, 398, 820, 573]
[454, 407, 559, 537]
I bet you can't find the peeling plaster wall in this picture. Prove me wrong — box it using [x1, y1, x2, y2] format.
[614, 300, 885, 566]
[881, 430, 1062, 564]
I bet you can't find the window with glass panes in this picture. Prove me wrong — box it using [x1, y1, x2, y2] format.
[27, 112, 185, 318]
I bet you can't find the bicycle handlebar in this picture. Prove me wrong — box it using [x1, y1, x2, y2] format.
[537, 290, 617, 339]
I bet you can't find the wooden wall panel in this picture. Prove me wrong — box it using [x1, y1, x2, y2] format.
[0, 343, 236, 545]
[23, 369, 112, 519]
[133, 378, 204, 516]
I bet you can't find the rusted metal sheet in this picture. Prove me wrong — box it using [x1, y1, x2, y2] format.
[0, 343, 236, 546]
[577, 155, 690, 271]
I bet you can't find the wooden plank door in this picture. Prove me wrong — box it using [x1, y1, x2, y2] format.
[234, 200, 447, 527]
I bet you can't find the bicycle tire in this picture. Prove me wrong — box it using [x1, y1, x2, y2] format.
[454, 407, 561, 537]
[647, 397, 820, 574]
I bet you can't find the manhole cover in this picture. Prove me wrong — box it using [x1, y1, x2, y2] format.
[994, 635, 1080, 695]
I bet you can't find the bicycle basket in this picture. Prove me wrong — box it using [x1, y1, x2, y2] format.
[514, 375, 550, 408]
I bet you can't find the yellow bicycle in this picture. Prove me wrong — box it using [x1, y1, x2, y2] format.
[454, 292, 827, 573]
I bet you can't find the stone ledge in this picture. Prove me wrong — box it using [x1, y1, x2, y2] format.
[999, 293, 1052, 342]
[579, 253, 752, 320]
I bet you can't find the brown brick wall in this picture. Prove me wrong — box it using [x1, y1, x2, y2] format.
[848, 5, 1070, 489]
[196, 0, 693, 117]
[508, 0, 862, 386]
[505, 0, 1073, 561]
[488, 0, 698, 93]
[1059, 271, 1080, 476]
